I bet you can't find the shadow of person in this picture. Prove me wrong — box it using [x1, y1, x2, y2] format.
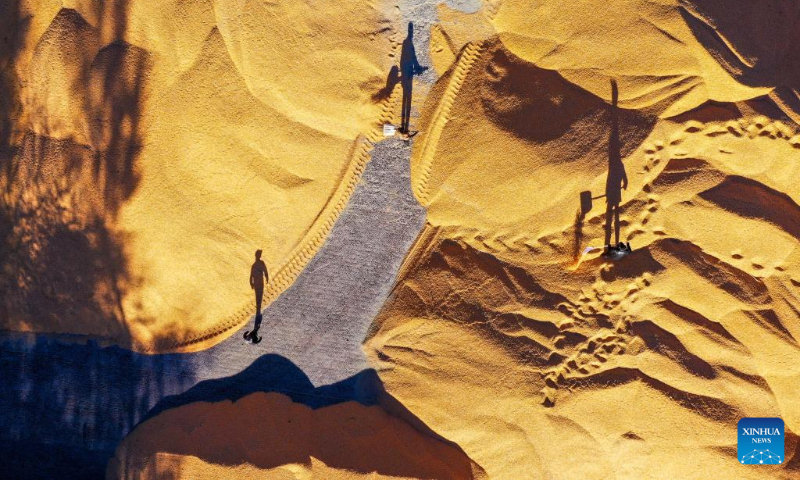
[372, 65, 400, 103]
[244, 249, 268, 344]
[245, 314, 263, 344]
[604, 79, 628, 253]
[399, 22, 427, 134]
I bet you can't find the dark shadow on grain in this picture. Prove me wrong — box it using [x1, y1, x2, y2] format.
[124, 354, 481, 479]
[0, 2, 176, 477]
[0, 1, 150, 346]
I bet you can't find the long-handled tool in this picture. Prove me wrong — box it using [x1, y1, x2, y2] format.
[579, 190, 606, 216]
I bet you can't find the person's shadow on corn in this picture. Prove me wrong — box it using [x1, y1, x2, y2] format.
[399, 22, 427, 135]
[244, 249, 269, 344]
[604, 79, 629, 254]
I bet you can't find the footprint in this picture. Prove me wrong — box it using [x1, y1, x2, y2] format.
[753, 116, 769, 128]
[725, 121, 744, 136]
[683, 120, 704, 133]
[759, 125, 777, 139]
[774, 121, 795, 138]
[669, 131, 687, 145]
[704, 125, 728, 137]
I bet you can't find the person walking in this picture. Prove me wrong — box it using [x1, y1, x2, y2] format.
[399, 22, 427, 134]
[244, 249, 269, 343]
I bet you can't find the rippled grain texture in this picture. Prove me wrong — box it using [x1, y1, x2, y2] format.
[367, 1, 800, 477]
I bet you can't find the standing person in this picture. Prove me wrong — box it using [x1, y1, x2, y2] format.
[399, 22, 426, 134]
[604, 79, 629, 255]
[244, 249, 269, 343]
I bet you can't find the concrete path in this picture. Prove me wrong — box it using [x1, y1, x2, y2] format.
[230, 137, 426, 384]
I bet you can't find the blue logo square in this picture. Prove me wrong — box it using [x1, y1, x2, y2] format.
[738, 417, 784, 465]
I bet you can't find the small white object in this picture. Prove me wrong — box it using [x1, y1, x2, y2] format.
[383, 124, 396, 136]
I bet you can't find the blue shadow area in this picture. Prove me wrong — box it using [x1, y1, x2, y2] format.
[0, 333, 196, 479]
[142, 353, 382, 424]
[0, 336, 440, 479]
[112, 353, 479, 479]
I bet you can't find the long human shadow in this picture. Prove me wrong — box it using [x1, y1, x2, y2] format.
[569, 77, 639, 258]
[604, 79, 627, 247]
[139, 353, 460, 448]
[399, 22, 426, 133]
